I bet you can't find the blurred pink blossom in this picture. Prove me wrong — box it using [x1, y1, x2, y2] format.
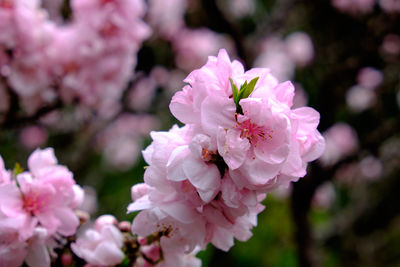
[379, 0, 400, 13]
[346, 85, 377, 112]
[285, 32, 314, 67]
[254, 37, 295, 81]
[356, 67, 383, 89]
[147, 0, 187, 39]
[97, 114, 159, 170]
[381, 34, 400, 56]
[320, 123, 358, 166]
[331, 0, 375, 15]
[312, 182, 336, 210]
[19, 125, 48, 149]
[127, 75, 158, 111]
[228, 0, 255, 18]
[359, 156, 383, 180]
[172, 28, 235, 72]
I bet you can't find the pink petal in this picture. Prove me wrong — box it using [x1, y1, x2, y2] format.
[201, 95, 236, 136]
[217, 128, 250, 170]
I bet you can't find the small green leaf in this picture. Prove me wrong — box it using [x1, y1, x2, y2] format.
[241, 77, 259, 99]
[13, 163, 24, 177]
[230, 76, 259, 114]
[230, 78, 239, 103]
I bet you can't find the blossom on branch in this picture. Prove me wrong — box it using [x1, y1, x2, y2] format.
[128, 49, 325, 266]
[0, 148, 84, 267]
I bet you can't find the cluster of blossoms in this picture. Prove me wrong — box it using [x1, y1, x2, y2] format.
[254, 32, 315, 82]
[346, 67, 383, 113]
[0, 148, 83, 267]
[128, 49, 325, 265]
[0, 148, 198, 267]
[0, 0, 150, 117]
[331, 0, 400, 15]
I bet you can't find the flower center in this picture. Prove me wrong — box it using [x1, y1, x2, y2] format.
[236, 119, 272, 145]
[23, 191, 47, 215]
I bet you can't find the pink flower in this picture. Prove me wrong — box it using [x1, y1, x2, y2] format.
[285, 32, 314, 67]
[172, 28, 235, 72]
[320, 123, 358, 166]
[381, 34, 400, 56]
[147, 0, 187, 39]
[331, 0, 375, 15]
[346, 85, 376, 112]
[96, 114, 159, 170]
[359, 156, 382, 180]
[171, 49, 324, 192]
[253, 37, 295, 81]
[228, 0, 255, 18]
[356, 67, 383, 89]
[0, 148, 81, 239]
[167, 133, 221, 203]
[131, 207, 206, 254]
[312, 182, 336, 210]
[127, 75, 158, 111]
[379, 0, 400, 13]
[71, 215, 125, 266]
[19, 125, 48, 149]
[129, 49, 325, 263]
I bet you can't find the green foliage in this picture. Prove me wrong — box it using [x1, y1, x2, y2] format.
[230, 77, 259, 114]
[13, 162, 24, 177]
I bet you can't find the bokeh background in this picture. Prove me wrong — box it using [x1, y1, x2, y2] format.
[1, 0, 400, 266]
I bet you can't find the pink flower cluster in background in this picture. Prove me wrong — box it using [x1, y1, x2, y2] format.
[128, 49, 325, 265]
[96, 113, 159, 170]
[0, 148, 83, 267]
[254, 32, 314, 82]
[346, 67, 383, 113]
[331, 0, 400, 15]
[0, 0, 150, 117]
[320, 123, 358, 166]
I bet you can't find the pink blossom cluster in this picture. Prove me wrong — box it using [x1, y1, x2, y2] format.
[346, 67, 383, 112]
[96, 113, 159, 170]
[331, 0, 376, 15]
[319, 123, 358, 166]
[0, 148, 84, 267]
[146, 0, 237, 75]
[128, 49, 325, 266]
[0, 0, 150, 117]
[254, 32, 315, 82]
[72, 215, 125, 266]
[332, 0, 400, 15]
[172, 28, 235, 72]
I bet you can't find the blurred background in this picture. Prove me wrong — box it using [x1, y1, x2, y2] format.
[1, 0, 400, 266]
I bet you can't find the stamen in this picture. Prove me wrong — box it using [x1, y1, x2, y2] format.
[236, 119, 272, 145]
